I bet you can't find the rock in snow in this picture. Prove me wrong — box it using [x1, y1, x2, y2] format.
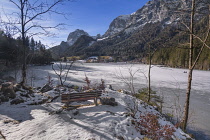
[1, 82, 16, 99]
[10, 97, 24, 105]
[40, 84, 53, 93]
[100, 97, 118, 106]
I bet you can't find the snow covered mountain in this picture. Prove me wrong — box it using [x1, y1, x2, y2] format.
[103, 0, 196, 40]
[103, 0, 207, 38]
[65, 35, 96, 56]
[50, 29, 90, 58]
[67, 29, 89, 46]
[103, 15, 131, 37]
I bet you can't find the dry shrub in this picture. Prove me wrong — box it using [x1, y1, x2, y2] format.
[98, 79, 105, 90]
[135, 113, 175, 140]
[83, 75, 91, 90]
[83, 75, 105, 91]
[3, 119, 20, 124]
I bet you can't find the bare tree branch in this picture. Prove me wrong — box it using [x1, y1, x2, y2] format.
[193, 34, 210, 49]
[52, 61, 74, 86]
[9, 0, 21, 10]
[24, 0, 63, 26]
[192, 7, 210, 69]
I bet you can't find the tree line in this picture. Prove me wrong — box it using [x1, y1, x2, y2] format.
[0, 31, 53, 68]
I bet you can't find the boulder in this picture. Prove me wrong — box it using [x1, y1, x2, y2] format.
[72, 109, 79, 116]
[40, 84, 53, 93]
[0, 94, 9, 102]
[1, 82, 13, 90]
[107, 85, 113, 90]
[10, 97, 24, 105]
[2, 76, 15, 83]
[1, 82, 16, 99]
[100, 97, 118, 106]
[61, 88, 67, 91]
[27, 89, 34, 95]
[0, 79, 4, 85]
[20, 92, 30, 98]
[13, 84, 22, 92]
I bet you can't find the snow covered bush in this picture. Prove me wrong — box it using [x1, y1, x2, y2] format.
[134, 113, 175, 140]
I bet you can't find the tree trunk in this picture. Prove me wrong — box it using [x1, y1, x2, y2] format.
[181, 0, 195, 131]
[20, 0, 27, 86]
[148, 45, 151, 102]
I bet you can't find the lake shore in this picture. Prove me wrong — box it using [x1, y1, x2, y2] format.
[3, 62, 210, 139]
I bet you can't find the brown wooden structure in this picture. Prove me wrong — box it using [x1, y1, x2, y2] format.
[61, 91, 102, 106]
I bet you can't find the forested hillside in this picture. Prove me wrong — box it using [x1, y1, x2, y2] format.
[0, 31, 53, 73]
[152, 16, 210, 70]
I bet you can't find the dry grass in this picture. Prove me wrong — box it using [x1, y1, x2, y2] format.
[3, 119, 20, 124]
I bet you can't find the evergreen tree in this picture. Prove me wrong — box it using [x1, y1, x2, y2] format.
[30, 37, 35, 54]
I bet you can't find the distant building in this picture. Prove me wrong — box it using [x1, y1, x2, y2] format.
[86, 56, 98, 62]
[86, 56, 114, 63]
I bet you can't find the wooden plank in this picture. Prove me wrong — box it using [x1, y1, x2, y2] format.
[62, 96, 96, 99]
[62, 97, 96, 101]
[61, 91, 102, 105]
[61, 97, 95, 103]
[62, 91, 102, 95]
[62, 97, 94, 100]
[69, 97, 96, 102]
[62, 96, 97, 99]
[62, 94, 101, 98]
[62, 93, 102, 97]
[62, 94, 100, 98]
[62, 94, 99, 97]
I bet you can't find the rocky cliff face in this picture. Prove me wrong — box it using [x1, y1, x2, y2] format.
[67, 29, 89, 46]
[103, 0, 208, 38]
[103, 15, 131, 37]
[50, 29, 90, 58]
[65, 35, 96, 56]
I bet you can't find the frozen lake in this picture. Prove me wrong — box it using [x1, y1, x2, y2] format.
[8, 62, 210, 139]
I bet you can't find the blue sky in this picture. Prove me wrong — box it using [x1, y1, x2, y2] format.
[62, 0, 149, 36]
[0, 0, 149, 47]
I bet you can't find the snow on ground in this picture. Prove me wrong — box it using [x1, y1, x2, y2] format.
[3, 62, 210, 139]
[0, 88, 192, 140]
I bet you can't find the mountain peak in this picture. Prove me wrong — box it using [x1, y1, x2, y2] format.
[103, 0, 194, 38]
[67, 29, 89, 46]
[103, 14, 131, 37]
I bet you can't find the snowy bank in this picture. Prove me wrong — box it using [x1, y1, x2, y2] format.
[0, 87, 193, 140]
